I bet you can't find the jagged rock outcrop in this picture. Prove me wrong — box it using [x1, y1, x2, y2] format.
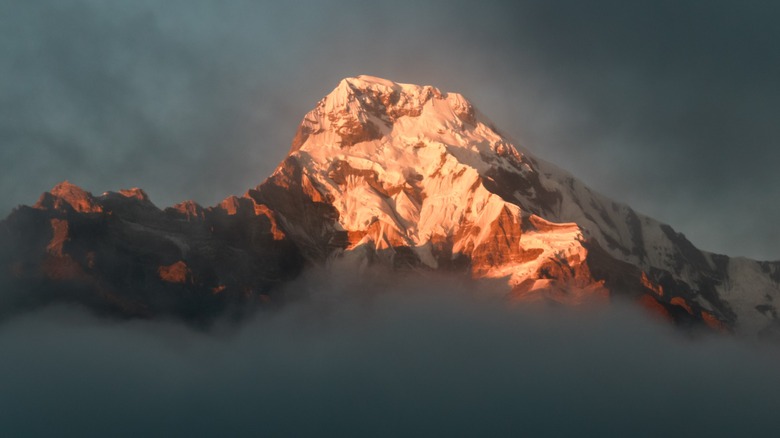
[2, 75, 779, 334]
[1, 183, 302, 322]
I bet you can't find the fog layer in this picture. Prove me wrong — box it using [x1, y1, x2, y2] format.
[1, 270, 779, 437]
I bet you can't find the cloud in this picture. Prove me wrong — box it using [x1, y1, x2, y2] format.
[1, 268, 780, 437]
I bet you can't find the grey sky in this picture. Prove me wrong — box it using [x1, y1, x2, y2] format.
[1, 0, 778, 259]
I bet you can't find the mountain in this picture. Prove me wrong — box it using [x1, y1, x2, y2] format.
[2, 75, 779, 334]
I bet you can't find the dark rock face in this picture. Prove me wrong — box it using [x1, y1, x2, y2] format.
[248, 156, 347, 261]
[0, 184, 303, 324]
[581, 241, 730, 331]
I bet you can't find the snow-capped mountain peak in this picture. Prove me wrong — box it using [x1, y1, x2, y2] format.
[256, 76, 780, 331]
[272, 77, 606, 301]
[3, 76, 779, 335]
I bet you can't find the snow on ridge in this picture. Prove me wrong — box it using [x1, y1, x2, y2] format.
[289, 76, 684, 276]
[276, 76, 780, 331]
[290, 76, 534, 245]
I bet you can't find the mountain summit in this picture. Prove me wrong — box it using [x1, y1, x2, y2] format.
[2, 76, 779, 334]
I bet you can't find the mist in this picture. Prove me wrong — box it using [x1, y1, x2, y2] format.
[2, 268, 780, 437]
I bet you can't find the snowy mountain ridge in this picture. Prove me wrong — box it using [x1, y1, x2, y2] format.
[256, 75, 780, 333]
[2, 75, 779, 335]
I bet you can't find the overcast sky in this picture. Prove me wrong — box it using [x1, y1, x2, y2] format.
[1, 0, 778, 260]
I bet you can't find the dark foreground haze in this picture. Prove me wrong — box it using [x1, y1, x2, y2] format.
[1, 268, 779, 437]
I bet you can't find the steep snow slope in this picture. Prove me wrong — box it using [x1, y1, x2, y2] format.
[255, 75, 780, 333]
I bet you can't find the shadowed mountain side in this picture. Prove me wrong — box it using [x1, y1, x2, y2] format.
[0, 182, 302, 324]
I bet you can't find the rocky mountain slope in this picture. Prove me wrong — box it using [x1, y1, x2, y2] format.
[2, 76, 778, 334]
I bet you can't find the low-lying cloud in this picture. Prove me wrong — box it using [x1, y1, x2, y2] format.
[1, 268, 780, 437]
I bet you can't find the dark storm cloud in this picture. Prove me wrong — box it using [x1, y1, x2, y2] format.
[1, 0, 779, 259]
[2, 269, 780, 437]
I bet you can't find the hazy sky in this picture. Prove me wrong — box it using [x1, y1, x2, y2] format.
[1, 0, 778, 259]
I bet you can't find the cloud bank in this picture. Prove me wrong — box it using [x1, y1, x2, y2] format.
[2, 269, 780, 437]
